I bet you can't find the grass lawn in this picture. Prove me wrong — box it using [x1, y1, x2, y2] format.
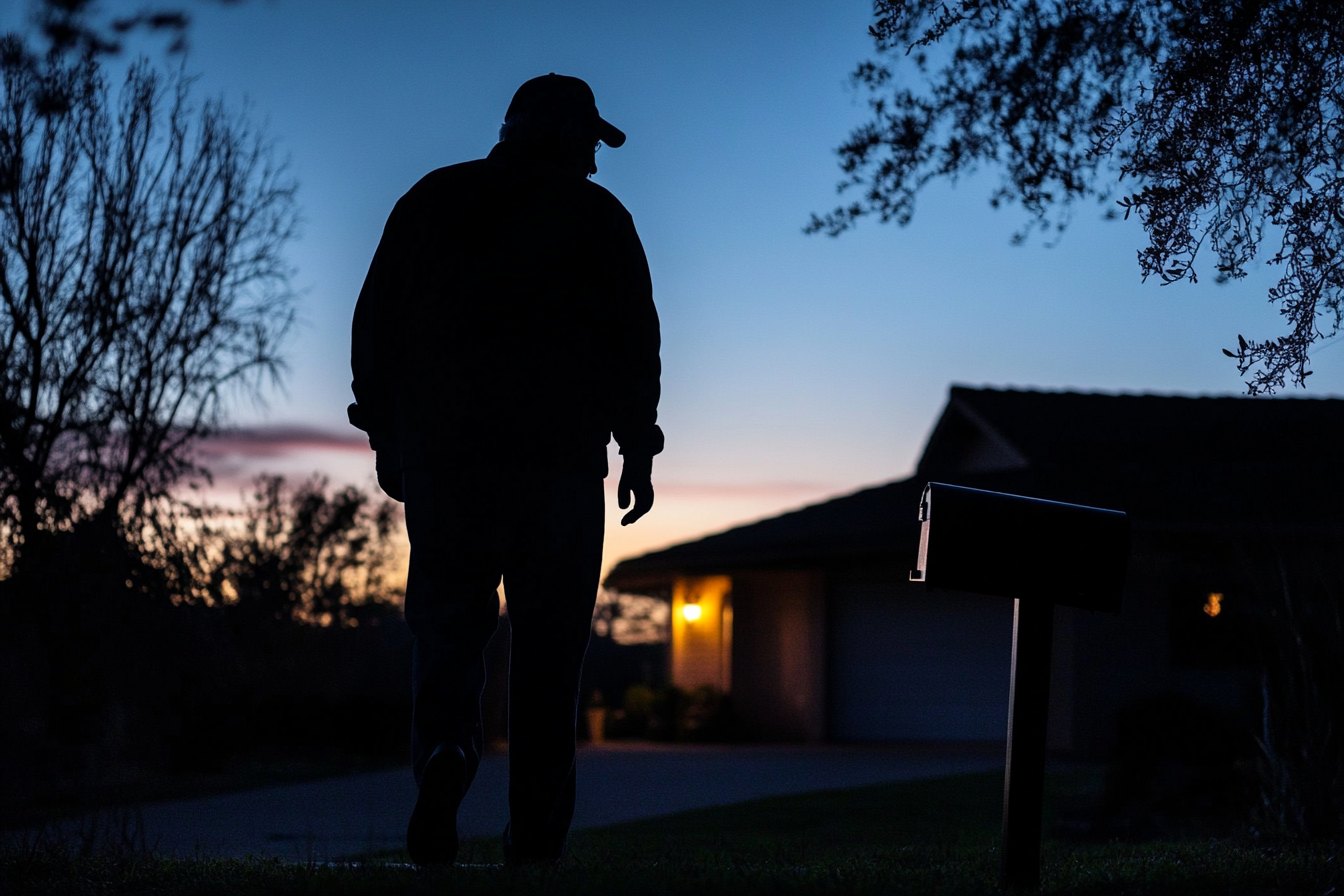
[3, 770, 1339, 895]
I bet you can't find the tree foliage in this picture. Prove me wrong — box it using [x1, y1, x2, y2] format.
[0, 43, 297, 570]
[29, 0, 193, 58]
[23, 0, 249, 61]
[812, 0, 1344, 393]
[209, 475, 404, 628]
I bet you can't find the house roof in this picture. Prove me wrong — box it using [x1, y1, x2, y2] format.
[604, 387, 1344, 588]
[605, 477, 926, 586]
[923, 386, 1343, 477]
[920, 386, 1344, 526]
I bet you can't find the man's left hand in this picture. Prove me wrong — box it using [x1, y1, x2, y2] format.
[617, 455, 654, 526]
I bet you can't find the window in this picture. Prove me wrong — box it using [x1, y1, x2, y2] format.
[1169, 585, 1255, 668]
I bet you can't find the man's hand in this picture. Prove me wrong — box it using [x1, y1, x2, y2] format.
[617, 454, 654, 526]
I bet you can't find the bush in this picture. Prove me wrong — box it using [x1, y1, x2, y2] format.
[1102, 692, 1257, 838]
[1253, 557, 1344, 841]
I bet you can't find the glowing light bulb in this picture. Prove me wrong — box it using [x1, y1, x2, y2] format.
[681, 603, 702, 622]
[1203, 592, 1223, 618]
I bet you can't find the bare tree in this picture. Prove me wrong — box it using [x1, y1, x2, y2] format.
[0, 40, 297, 573]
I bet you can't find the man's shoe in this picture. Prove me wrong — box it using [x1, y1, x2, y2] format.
[407, 743, 466, 865]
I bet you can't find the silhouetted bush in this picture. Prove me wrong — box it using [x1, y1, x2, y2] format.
[604, 683, 657, 739]
[1102, 692, 1257, 838]
[1253, 550, 1344, 841]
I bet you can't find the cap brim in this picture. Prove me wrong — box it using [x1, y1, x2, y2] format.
[597, 117, 626, 148]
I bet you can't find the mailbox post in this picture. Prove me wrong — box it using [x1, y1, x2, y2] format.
[909, 482, 1128, 890]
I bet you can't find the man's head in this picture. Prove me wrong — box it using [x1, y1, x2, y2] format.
[499, 74, 625, 176]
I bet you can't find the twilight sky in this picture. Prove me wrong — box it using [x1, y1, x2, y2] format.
[6, 1, 1341, 575]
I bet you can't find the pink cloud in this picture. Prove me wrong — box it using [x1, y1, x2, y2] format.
[195, 425, 371, 461]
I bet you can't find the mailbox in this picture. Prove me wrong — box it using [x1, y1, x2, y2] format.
[906, 481, 1130, 888]
[909, 482, 1129, 613]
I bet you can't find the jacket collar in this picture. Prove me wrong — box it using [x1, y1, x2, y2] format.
[487, 140, 589, 180]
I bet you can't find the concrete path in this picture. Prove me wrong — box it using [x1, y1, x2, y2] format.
[29, 742, 1005, 860]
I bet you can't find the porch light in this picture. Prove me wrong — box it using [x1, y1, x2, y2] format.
[681, 603, 702, 622]
[1203, 592, 1223, 618]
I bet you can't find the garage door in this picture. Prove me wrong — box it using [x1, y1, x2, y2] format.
[829, 574, 1013, 741]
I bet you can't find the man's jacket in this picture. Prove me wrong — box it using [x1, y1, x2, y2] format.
[350, 141, 663, 477]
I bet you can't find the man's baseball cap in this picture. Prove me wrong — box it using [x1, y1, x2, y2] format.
[505, 73, 626, 148]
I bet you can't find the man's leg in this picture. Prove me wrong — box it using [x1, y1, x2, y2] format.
[500, 469, 605, 863]
[402, 469, 503, 863]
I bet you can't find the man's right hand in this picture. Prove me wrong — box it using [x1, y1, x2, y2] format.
[617, 454, 654, 526]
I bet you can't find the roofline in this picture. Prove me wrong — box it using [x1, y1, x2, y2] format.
[945, 382, 1344, 401]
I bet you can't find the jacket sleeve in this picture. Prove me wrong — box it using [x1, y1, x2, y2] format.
[350, 206, 404, 452]
[607, 208, 665, 459]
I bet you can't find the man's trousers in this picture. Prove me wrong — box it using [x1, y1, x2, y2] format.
[401, 463, 604, 860]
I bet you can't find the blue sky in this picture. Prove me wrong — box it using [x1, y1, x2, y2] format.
[6, 1, 1340, 571]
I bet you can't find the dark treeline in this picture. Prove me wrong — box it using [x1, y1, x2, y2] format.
[0, 475, 410, 824]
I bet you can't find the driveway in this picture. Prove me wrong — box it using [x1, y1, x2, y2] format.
[28, 742, 1005, 860]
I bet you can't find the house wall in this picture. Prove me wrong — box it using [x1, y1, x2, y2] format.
[1067, 532, 1277, 757]
[813, 534, 1289, 756]
[652, 541, 1293, 754]
[1048, 605, 1077, 752]
[670, 576, 732, 691]
[1066, 547, 1166, 756]
[730, 570, 826, 742]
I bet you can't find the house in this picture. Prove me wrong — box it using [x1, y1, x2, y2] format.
[602, 386, 1344, 754]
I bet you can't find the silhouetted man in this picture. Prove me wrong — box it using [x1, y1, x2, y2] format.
[348, 74, 662, 866]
